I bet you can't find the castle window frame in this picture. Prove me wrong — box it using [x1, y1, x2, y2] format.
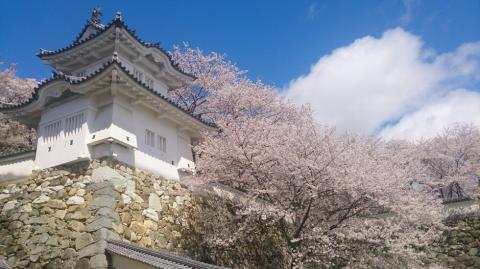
[43, 120, 61, 143]
[65, 112, 85, 137]
[157, 135, 167, 152]
[145, 129, 155, 147]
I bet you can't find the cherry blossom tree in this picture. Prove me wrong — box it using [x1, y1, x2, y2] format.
[171, 45, 447, 268]
[194, 102, 443, 267]
[0, 62, 37, 152]
[418, 123, 480, 202]
[169, 43, 247, 118]
[0, 63, 37, 105]
[0, 48, 459, 267]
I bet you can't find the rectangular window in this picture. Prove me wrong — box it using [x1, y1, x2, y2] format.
[145, 129, 155, 147]
[43, 120, 61, 143]
[157, 135, 167, 152]
[77, 71, 86, 77]
[65, 113, 84, 136]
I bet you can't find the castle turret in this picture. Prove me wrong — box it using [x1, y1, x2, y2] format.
[0, 10, 214, 181]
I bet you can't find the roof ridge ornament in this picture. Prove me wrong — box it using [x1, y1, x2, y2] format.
[89, 7, 104, 28]
[52, 70, 64, 77]
[39, 48, 52, 54]
[115, 11, 123, 21]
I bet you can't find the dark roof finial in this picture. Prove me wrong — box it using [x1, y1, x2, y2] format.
[89, 7, 102, 25]
[115, 11, 122, 21]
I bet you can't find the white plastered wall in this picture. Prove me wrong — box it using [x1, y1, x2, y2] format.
[117, 55, 169, 95]
[177, 132, 195, 170]
[130, 96, 185, 180]
[17, 80, 196, 180]
[89, 94, 195, 180]
[35, 97, 96, 169]
[0, 152, 35, 183]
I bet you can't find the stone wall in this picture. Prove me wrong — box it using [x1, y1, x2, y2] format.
[0, 159, 195, 269]
[6, 158, 479, 269]
[430, 212, 480, 268]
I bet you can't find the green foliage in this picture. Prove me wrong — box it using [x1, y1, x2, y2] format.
[183, 193, 290, 269]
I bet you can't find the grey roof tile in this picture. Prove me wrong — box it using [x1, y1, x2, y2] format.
[37, 13, 194, 79]
[0, 58, 215, 128]
[106, 240, 227, 269]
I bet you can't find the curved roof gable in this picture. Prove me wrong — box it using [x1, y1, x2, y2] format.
[73, 22, 105, 44]
[38, 12, 195, 80]
[73, 8, 106, 43]
[0, 58, 214, 128]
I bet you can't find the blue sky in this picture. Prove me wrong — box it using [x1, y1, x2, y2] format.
[0, 0, 478, 86]
[1, 1, 479, 140]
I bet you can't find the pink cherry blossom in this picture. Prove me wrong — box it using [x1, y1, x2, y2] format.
[0, 63, 37, 105]
[172, 45, 448, 268]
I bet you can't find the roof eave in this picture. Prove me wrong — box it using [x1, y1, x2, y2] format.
[106, 240, 228, 269]
[0, 59, 214, 129]
[36, 16, 196, 80]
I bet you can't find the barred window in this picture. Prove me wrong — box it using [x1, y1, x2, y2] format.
[157, 135, 167, 152]
[65, 113, 84, 136]
[145, 129, 155, 147]
[43, 120, 61, 143]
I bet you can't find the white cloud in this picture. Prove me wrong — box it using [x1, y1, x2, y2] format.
[285, 28, 480, 139]
[286, 28, 441, 133]
[379, 89, 480, 141]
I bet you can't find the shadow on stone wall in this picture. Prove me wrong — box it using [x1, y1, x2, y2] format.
[0, 159, 197, 269]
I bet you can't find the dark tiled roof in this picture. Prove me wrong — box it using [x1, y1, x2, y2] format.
[0, 71, 90, 110]
[73, 20, 105, 44]
[0, 259, 10, 269]
[442, 182, 471, 204]
[106, 240, 227, 269]
[0, 58, 215, 128]
[37, 13, 195, 79]
[0, 146, 35, 159]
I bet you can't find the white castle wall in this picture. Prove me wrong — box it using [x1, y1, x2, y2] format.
[0, 89, 196, 183]
[0, 152, 35, 183]
[117, 55, 169, 95]
[35, 97, 95, 169]
[112, 95, 195, 180]
[1, 51, 197, 182]
[1, 91, 195, 182]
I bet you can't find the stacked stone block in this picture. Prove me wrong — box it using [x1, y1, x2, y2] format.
[0, 160, 195, 269]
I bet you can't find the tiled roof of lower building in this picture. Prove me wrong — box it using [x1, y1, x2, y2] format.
[0, 144, 35, 159]
[106, 240, 227, 269]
